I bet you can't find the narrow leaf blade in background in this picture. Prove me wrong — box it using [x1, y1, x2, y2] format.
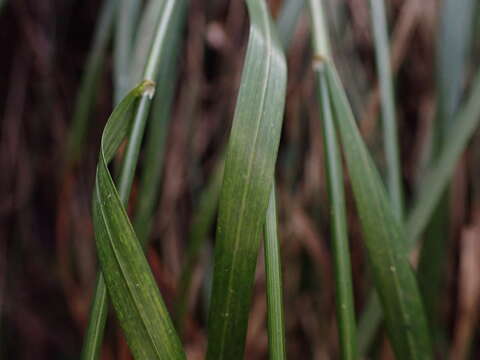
[417, 0, 476, 346]
[309, 1, 358, 357]
[66, 0, 116, 164]
[264, 185, 286, 360]
[369, 0, 403, 220]
[358, 67, 480, 356]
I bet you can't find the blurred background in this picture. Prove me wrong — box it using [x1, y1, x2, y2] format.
[1, 0, 480, 359]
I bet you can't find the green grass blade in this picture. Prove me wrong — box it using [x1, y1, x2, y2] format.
[129, 0, 166, 87]
[356, 293, 381, 354]
[66, 0, 117, 164]
[93, 81, 185, 359]
[309, 3, 434, 352]
[309, 1, 357, 357]
[436, 0, 476, 132]
[133, 3, 186, 244]
[175, 162, 224, 332]
[114, 0, 141, 103]
[358, 68, 480, 356]
[174, 1, 299, 339]
[264, 185, 286, 360]
[80, 274, 108, 360]
[117, 0, 183, 200]
[417, 0, 476, 343]
[369, 0, 403, 220]
[206, 0, 287, 358]
[276, 0, 304, 50]
[82, 2, 186, 358]
[407, 70, 480, 245]
[318, 71, 358, 360]
[325, 63, 433, 360]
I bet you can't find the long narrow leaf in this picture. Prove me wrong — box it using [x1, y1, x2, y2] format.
[82, 1, 186, 359]
[66, 0, 116, 164]
[309, 2, 433, 354]
[407, 69, 480, 246]
[276, 0, 304, 50]
[93, 81, 185, 359]
[264, 186, 286, 360]
[175, 162, 224, 332]
[309, 1, 357, 357]
[206, 0, 287, 358]
[369, 0, 403, 219]
[326, 63, 433, 359]
[174, 0, 300, 340]
[358, 67, 480, 355]
[114, 0, 141, 103]
[417, 0, 476, 341]
[134, 1, 186, 245]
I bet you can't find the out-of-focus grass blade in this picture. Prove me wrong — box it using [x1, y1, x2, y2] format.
[356, 0, 404, 353]
[117, 0, 184, 200]
[407, 70, 480, 246]
[436, 0, 475, 132]
[175, 162, 223, 332]
[93, 81, 185, 359]
[369, 0, 403, 220]
[134, 1, 186, 245]
[264, 185, 286, 360]
[129, 0, 167, 87]
[276, 0, 304, 50]
[311, 1, 433, 355]
[206, 0, 287, 358]
[325, 63, 433, 360]
[114, 0, 141, 103]
[309, 1, 357, 358]
[358, 68, 480, 355]
[417, 0, 476, 343]
[66, 0, 116, 164]
[82, 1, 186, 359]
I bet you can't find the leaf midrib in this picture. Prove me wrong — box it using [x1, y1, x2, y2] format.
[216, 7, 274, 358]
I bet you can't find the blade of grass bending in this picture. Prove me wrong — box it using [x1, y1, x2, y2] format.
[114, 0, 141, 103]
[81, 2, 186, 359]
[310, 1, 434, 352]
[309, 1, 358, 357]
[369, 0, 403, 220]
[325, 62, 433, 360]
[66, 0, 116, 164]
[175, 162, 224, 332]
[264, 185, 286, 360]
[93, 81, 185, 359]
[206, 0, 287, 358]
[358, 68, 480, 355]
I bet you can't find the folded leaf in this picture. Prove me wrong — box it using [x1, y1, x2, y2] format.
[93, 81, 186, 360]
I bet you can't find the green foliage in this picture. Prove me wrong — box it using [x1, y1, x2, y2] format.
[205, 0, 287, 358]
[93, 81, 185, 359]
